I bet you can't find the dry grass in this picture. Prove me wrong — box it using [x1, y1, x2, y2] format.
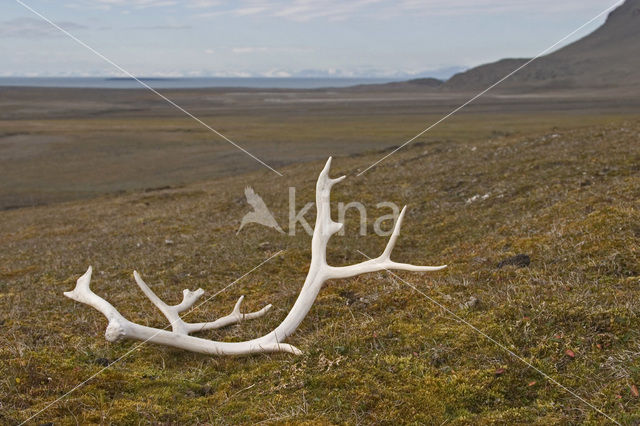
[1, 118, 640, 424]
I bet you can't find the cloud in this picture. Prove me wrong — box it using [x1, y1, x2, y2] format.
[389, 0, 621, 16]
[234, 6, 269, 16]
[65, 0, 617, 20]
[68, 0, 199, 10]
[0, 18, 86, 38]
[195, 0, 383, 21]
[95, 0, 178, 8]
[191, 0, 615, 22]
[230, 46, 312, 54]
[127, 24, 192, 30]
[231, 46, 269, 54]
[186, 0, 221, 8]
[271, 0, 383, 22]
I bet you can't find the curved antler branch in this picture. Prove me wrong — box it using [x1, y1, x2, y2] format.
[64, 266, 123, 324]
[133, 271, 272, 335]
[65, 157, 445, 356]
[327, 205, 447, 279]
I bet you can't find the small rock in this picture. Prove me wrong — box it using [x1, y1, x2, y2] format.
[497, 254, 530, 269]
[466, 193, 491, 204]
[165, 239, 174, 245]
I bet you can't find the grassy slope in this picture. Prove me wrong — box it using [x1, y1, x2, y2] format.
[1, 119, 640, 424]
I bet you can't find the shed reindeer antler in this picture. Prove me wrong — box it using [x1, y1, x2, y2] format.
[64, 157, 446, 356]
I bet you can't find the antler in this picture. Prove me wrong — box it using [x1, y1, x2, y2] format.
[65, 267, 294, 355]
[64, 157, 446, 356]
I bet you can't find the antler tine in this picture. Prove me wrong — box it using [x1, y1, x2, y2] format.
[185, 295, 272, 333]
[381, 205, 407, 260]
[64, 266, 123, 323]
[133, 272, 272, 335]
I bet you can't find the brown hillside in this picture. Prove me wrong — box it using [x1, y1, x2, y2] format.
[444, 0, 640, 91]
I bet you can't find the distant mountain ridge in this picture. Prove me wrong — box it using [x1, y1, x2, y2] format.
[442, 0, 640, 92]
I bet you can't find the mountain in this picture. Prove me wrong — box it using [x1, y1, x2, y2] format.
[443, 0, 640, 91]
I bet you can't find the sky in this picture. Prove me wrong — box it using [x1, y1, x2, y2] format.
[0, 0, 623, 78]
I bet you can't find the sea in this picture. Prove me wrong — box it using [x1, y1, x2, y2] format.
[0, 77, 397, 89]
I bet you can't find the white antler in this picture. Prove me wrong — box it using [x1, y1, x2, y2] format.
[64, 157, 446, 356]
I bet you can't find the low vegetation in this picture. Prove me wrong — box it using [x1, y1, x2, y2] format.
[1, 118, 639, 423]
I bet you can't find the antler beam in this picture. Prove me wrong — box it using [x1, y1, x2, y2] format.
[64, 157, 446, 356]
